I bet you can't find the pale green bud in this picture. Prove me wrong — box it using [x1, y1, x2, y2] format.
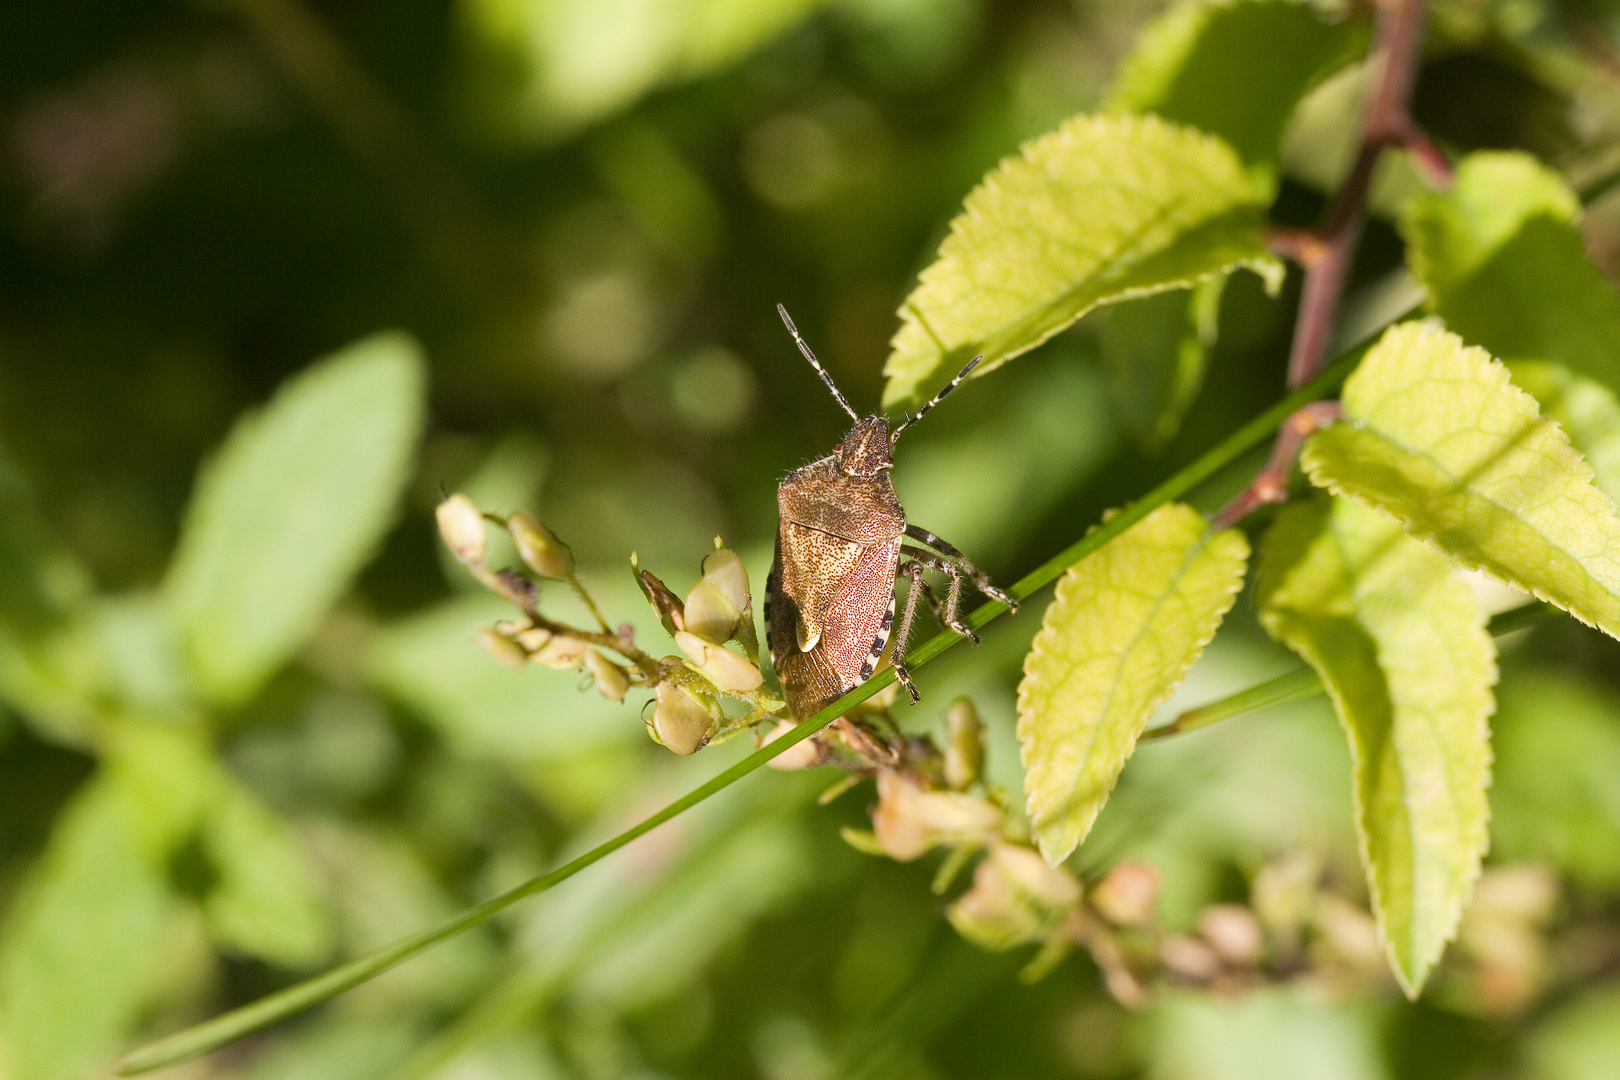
[947, 841, 1082, 952]
[475, 627, 527, 671]
[532, 634, 588, 670]
[650, 676, 722, 755]
[683, 546, 751, 644]
[943, 697, 983, 791]
[871, 771, 1002, 862]
[1089, 860, 1160, 928]
[762, 720, 821, 771]
[507, 511, 574, 579]
[436, 493, 487, 565]
[583, 649, 631, 702]
[674, 630, 763, 693]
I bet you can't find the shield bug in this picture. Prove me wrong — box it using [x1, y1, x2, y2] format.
[765, 305, 1016, 719]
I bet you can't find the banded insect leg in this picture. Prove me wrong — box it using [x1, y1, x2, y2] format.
[903, 525, 1018, 611]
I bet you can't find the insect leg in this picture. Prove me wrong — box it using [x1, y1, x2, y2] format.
[903, 525, 1018, 612]
[889, 562, 928, 703]
[900, 546, 976, 643]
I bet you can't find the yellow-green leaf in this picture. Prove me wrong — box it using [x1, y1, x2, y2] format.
[1256, 495, 1494, 997]
[1017, 502, 1248, 866]
[1510, 361, 1620, 506]
[882, 114, 1282, 409]
[1303, 321, 1620, 640]
[1400, 151, 1620, 392]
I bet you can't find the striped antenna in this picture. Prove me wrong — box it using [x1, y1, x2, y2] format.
[890, 355, 981, 441]
[778, 304, 859, 423]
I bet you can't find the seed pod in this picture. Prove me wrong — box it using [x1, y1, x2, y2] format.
[943, 697, 983, 790]
[507, 511, 574, 580]
[475, 627, 527, 671]
[684, 545, 752, 643]
[633, 558, 686, 637]
[437, 493, 487, 565]
[583, 649, 631, 702]
[870, 771, 1002, 861]
[533, 634, 588, 670]
[650, 676, 722, 755]
[674, 630, 763, 694]
[947, 841, 1082, 951]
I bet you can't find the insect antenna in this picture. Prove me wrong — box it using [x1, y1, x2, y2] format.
[889, 354, 982, 441]
[778, 304, 859, 423]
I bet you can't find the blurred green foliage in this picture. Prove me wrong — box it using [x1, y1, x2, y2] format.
[7, 0, 1620, 1077]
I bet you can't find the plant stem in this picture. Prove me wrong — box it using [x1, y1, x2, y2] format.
[1217, 0, 1441, 527]
[115, 338, 1377, 1076]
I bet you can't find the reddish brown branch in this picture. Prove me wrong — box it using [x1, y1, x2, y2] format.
[1217, 0, 1440, 528]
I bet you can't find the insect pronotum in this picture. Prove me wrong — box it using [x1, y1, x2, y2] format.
[764, 305, 1017, 720]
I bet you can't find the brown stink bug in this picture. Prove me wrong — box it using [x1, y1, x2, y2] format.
[765, 305, 1017, 719]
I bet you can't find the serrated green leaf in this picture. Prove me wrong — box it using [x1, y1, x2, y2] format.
[1401, 151, 1620, 392]
[1256, 495, 1494, 997]
[1100, 275, 1224, 450]
[1109, 0, 1359, 182]
[164, 332, 426, 706]
[1017, 502, 1248, 865]
[1511, 361, 1620, 505]
[1303, 321, 1620, 640]
[882, 114, 1282, 409]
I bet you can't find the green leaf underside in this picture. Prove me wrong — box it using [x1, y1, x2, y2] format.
[1304, 321, 1620, 640]
[1256, 495, 1494, 997]
[1401, 151, 1620, 393]
[1100, 276, 1224, 449]
[1017, 502, 1249, 866]
[164, 332, 427, 706]
[1108, 0, 1358, 177]
[1511, 361, 1620, 506]
[882, 113, 1282, 409]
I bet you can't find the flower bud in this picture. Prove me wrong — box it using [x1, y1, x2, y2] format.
[436, 493, 487, 565]
[584, 649, 631, 702]
[943, 697, 983, 790]
[1160, 935, 1220, 981]
[674, 630, 763, 694]
[514, 626, 552, 652]
[762, 720, 822, 771]
[684, 545, 752, 644]
[475, 627, 527, 671]
[871, 771, 1002, 861]
[532, 634, 588, 670]
[1198, 904, 1263, 966]
[1089, 861, 1160, 928]
[947, 841, 1082, 951]
[650, 677, 722, 755]
[507, 511, 574, 580]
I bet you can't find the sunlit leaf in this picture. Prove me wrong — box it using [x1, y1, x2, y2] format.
[1303, 321, 1620, 640]
[1527, 983, 1620, 1080]
[1256, 495, 1494, 996]
[165, 333, 426, 706]
[1109, 0, 1359, 183]
[1401, 151, 1620, 392]
[0, 727, 212, 1080]
[1150, 986, 1386, 1080]
[1017, 502, 1248, 865]
[1099, 276, 1223, 450]
[1510, 361, 1620, 505]
[882, 114, 1282, 409]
